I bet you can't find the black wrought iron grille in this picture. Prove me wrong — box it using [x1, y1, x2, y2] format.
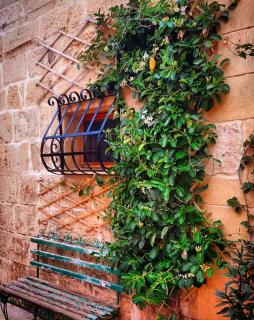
[41, 90, 117, 175]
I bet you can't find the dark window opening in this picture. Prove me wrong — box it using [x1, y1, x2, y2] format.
[83, 115, 117, 166]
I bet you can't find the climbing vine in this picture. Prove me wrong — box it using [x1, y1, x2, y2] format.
[216, 133, 254, 319]
[227, 133, 254, 240]
[80, 0, 236, 310]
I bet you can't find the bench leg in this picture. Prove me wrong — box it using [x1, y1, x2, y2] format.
[33, 305, 38, 320]
[0, 300, 9, 320]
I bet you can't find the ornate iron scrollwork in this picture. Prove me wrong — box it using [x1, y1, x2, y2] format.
[41, 89, 117, 175]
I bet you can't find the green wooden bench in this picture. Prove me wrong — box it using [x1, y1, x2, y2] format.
[0, 236, 123, 320]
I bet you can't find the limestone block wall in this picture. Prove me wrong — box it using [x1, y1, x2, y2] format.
[0, 0, 253, 319]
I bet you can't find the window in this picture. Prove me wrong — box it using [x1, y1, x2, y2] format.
[41, 90, 117, 175]
[82, 114, 117, 168]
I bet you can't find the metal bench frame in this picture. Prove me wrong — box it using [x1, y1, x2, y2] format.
[0, 236, 122, 320]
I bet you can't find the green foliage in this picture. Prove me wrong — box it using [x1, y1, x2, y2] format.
[80, 0, 232, 308]
[223, 121, 254, 318]
[235, 43, 254, 59]
[216, 240, 254, 320]
[227, 197, 243, 213]
[227, 133, 254, 237]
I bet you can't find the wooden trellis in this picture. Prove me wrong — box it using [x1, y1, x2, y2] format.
[35, 17, 96, 102]
[37, 178, 114, 240]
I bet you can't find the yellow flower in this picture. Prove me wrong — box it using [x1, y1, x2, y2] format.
[149, 56, 156, 72]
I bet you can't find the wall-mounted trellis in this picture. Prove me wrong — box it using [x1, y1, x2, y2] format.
[37, 178, 114, 241]
[35, 17, 96, 101]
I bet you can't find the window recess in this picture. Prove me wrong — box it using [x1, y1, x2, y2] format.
[41, 90, 117, 175]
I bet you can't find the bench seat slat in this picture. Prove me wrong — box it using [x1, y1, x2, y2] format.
[31, 237, 108, 256]
[31, 250, 119, 275]
[19, 278, 115, 317]
[5, 282, 98, 320]
[11, 280, 106, 318]
[25, 277, 117, 313]
[30, 261, 123, 293]
[0, 284, 91, 320]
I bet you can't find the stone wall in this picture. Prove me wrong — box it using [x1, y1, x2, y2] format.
[0, 0, 253, 319]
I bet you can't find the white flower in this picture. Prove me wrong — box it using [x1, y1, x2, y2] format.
[177, 30, 185, 40]
[163, 36, 170, 45]
[129, 76, 135, 82]
[181, 250, 188, 260]
[180, 6, 187, 14]
[143, 52, 149, 59]
[120, 79, 127, 86]
[104, 46, 109, 52]
[144, 116, 154, 126]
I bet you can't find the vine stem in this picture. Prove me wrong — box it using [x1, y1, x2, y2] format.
[237, 147, 254, 241]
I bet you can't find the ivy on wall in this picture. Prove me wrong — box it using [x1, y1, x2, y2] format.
[216, 132, 254, 319]
[80, 0, 236, 310]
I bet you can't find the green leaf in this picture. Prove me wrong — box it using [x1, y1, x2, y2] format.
[175, 150, 186, 160]
[210, 54, 221, 64]
[191, 142, 200, 150]
[216, 257, 222, 268]
[160, 136, 167, 148]
[194, 232, 202, 244]
[240, 220, 249, 229]
[194, 58, 204, 65]
[204, 40, 212, 48]
[79, 189, 84, 196]
[149, 247, 159, 260]
[207, 268, 214, 278]
[190, 265, 199, 274]
[182, 262, 193, 272]
[163, 188, 170, 201]
[161, 226, 169, 239]
[243, 182, 254, 193]
[196, 270, 205, 283]
[175, 185, 185, 198]
[159, 20, 165, 28]
[132, 91, 137, 99]
[85, 185, 92, 195]
[95, 175, 104, 186]
[227, 197, 242, 213]
[220, 58, 230, 66]
[150, 233, 156, 246]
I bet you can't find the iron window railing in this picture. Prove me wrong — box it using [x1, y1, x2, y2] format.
[41, 89, 117, 175]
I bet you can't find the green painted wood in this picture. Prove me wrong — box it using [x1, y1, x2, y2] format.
[30, 237, 108, 256]
[31, 250, 119, 275]
[30, 261, 124, 293]
[20, 278, 115, 317]
[25, 277, 118, 313]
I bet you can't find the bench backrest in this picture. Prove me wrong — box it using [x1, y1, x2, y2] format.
[30, 237, 123, 298]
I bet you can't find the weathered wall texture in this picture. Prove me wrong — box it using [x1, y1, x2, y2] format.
[0, 0, 253, 319]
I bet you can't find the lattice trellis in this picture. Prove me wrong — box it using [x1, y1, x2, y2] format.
[37, 178, 114, 241]
[35, 17, 96, 102]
